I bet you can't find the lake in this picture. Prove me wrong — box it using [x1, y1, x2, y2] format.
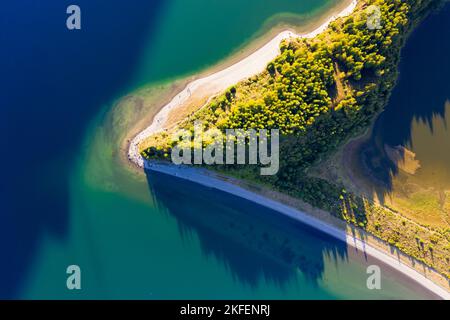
[361, 3, 450, 229]
[0, 0, 440, 299]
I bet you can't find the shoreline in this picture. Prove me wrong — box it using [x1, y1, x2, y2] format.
[127, 0, 450, 299]
[122, 0, 449, 298]
[127, 0, 358, 167]
[144, 161, 450, 300]
[122, 0, 356, 164]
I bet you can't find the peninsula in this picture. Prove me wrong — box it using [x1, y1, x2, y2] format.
[127, 0, 450, 298]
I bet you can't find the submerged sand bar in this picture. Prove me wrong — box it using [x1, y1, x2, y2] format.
[128, 0, 358, 167]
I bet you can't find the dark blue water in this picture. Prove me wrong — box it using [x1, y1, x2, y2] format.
[0, 1, 443, 299]
[1, 0, 167, 298]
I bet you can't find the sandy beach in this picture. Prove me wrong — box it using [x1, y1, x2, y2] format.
[145, 161, 450, 299]
[128, 0, 358, 167]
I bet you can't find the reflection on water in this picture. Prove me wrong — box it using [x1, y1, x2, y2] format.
[382, 101, 450, 226]
[360, 4, 450, 227]
[146, 170, 348, 289]
[145, 170, 438, 299]
[406, 101, 450, 191]
[4, 0, 447, 300]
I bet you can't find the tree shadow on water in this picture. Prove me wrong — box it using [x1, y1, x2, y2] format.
[0, 0, 167, 298]
[145, 170, 348, 291]
[357, 3, 450, 203]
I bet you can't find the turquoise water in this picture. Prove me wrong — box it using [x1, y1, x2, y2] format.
[359, 3, 450, 226]
[0, 0, 440, 299]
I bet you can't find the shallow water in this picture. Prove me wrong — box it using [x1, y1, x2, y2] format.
[362, 4, 450, 227]
[0, 0, 441, 299]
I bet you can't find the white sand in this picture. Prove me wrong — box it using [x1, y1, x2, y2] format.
[145, 162, 450, 299]
[128, 0, 358, 167]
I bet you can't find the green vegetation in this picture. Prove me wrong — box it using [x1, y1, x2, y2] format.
[142, 0, 450, 279]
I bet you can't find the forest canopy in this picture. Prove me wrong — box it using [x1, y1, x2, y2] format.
[141, 0, 450, 279]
